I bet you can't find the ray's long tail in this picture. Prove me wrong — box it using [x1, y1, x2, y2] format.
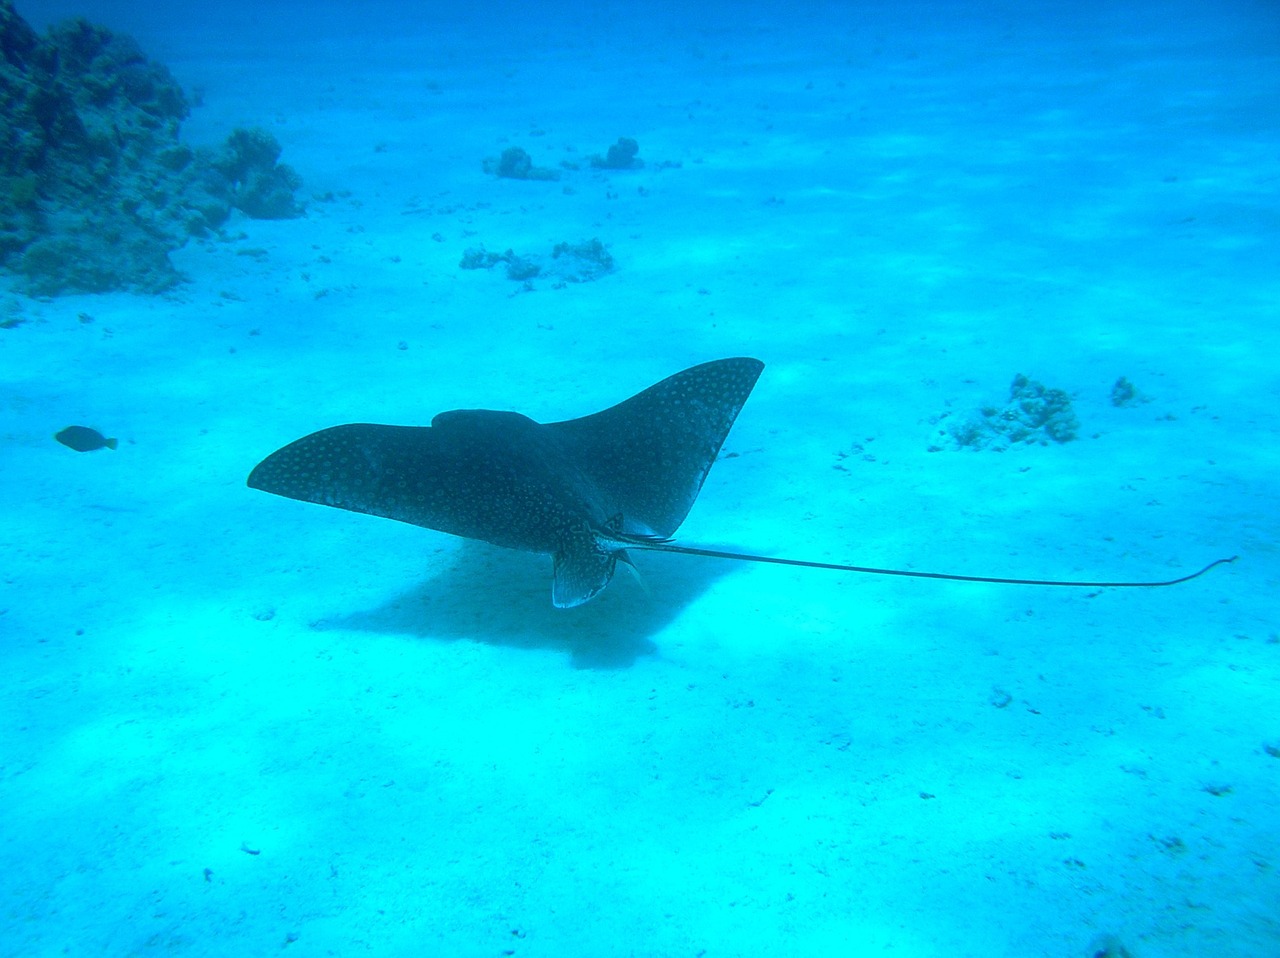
[628, 541, 1237, 588]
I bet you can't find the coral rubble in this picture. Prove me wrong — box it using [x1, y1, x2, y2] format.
[460, 238, 614, 287]
[948, 374, 1080, 450]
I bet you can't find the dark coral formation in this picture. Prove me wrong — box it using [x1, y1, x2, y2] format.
[214, 127, 304, 220]
[0, 1, 303, 295]
[590, 137, 643, 170]
[947, 374, 1080, 450]
[482, 146, 559, 181]
[460, 238, 614, 287]
[1109, 376, 1148, 407]
[549, 238, 614, 282]
[459, 246, 541, 281]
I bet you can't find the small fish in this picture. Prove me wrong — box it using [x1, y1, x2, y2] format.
[55, 426, 117, 452]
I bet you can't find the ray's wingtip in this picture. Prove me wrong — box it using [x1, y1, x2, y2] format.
[245, 459, 269, 491]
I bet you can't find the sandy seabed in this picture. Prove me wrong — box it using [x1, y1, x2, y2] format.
[2, 1, 1277, 955]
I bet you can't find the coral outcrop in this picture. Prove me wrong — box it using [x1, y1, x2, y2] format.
[947, 374, 1080, 450]
[590, 137, 643, 170]
[460, 238, 614, 287]
[482, 146, 560, 181]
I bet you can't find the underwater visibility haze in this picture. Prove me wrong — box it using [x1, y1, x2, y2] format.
[1, 0, 1277, 955]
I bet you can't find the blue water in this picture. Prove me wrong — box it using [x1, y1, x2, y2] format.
[3, 1, 1277, 955]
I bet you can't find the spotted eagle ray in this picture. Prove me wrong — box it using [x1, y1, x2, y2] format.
[247, 358, 1234, 607]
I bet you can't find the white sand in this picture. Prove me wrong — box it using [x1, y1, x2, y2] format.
[3, 1, 1277, 955]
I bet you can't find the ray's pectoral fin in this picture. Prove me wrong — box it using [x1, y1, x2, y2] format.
[553, 527, 622, 608]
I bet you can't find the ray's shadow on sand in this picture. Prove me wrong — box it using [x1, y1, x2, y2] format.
[312, 541, 731, 668]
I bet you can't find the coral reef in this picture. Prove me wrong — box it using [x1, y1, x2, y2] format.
[0, 0, 303, 295]
[947, 374, 1079, 450]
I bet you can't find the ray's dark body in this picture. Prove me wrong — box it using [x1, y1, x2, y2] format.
[248, 358, 764, 606]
